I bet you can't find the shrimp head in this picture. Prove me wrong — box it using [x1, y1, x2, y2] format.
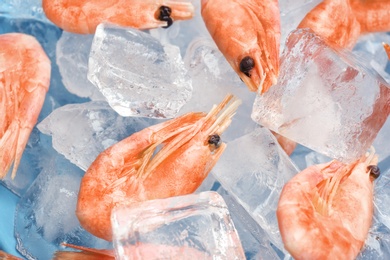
[201, 0, 281, 94]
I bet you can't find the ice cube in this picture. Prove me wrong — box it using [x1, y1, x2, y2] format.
[211, 127, 299, 252]
[38, 101, 159, 171]
[217, 187, 285, 259]
[353, 33, 390, 84]
[14, 151, 110, 260]
[88, 23, 192, 118]
[111, 191, 245, 260]
[252, 28, 390, 163]
[56, 32, 105, 100]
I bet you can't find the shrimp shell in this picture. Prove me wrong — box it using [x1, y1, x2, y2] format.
[277, 149, 379, 259]
[0, 33, 51, 179]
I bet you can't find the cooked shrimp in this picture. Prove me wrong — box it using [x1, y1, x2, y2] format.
[0, 33, 51, 179]
[277, 147, 379, 259]
[383, 42, 390, 60]
[76, 95, 241, 241]
[298, 0, 361, 49]
[42, 0, 195, 34]
[350, 0, 390, 34]
[0, 250, 22, 260]
[299, 0, 390, 50]
[54, 242, 211, 259]
[201, 0, 281, 94]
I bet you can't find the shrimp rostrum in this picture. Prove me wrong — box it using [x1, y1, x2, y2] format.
[277, 148, 380, 260]
[43, 0, 195, 34]
[76, 94, 241, 241]
[0, 33, 51, 179]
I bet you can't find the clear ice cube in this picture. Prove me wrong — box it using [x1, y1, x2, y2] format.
[56, 32, 105, 100]
[88, 23, 192, 118]
[38, 101, 159, 171]
[252, 28, 390, 163]
[211, 127, 299, 252]
[111, 191, 245, 260]
[14, 151, 110, 260]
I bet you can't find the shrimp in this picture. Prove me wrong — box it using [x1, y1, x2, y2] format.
[53, 242, 211, 259]
[298, 0, 361, 49]
[201, 0, 281, 94]
[42, 0, 195, 34]
[277, 147, 379, 259]
[0, 33, 51, 179]
[0, 250, 22, 260]
[76, 94, 241, 241]
[298, 0, 390, 50]
[350, 0, 390, 34]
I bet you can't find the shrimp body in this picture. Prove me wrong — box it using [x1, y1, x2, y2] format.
[201, 0, 280, 94]
[350, 0, 390, 34]
[0, 33, 51, 179]
[277, 149, 379, 259]
[299, 0, 390, 50]
[76, 95, 241, 241]
[42, 0, 194, 34]
[298, 0, 361, 49]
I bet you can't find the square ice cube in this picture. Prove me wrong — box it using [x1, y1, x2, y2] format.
[252, 28, 390, 163]
[88, 23, 192, 118]
[111, 191, 245, 260]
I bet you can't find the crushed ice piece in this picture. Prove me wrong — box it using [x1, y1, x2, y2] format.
[211, 127, 299, 252]
[252, 28, 390, 163]
[14, 152, 110, 260]
[56, 31, 105, 100]
[111, 191, 245, 260]
[88, 23, 192, 118]
[38, 101, 159, 171]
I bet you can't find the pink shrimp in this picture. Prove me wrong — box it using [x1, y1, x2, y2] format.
[53, 242, 211, 259]
[298, 0, 390, 50]
[0, 33, 51, 179]
[201, 0, 281, 94]
[76, 94, 241, 241]
[277, 148, 379, 259]
[0, 250, 22, 260]
[42, 0, 195, 34]
[298, 0, 361, 49]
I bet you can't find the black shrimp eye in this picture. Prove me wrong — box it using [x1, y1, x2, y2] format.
[239, 56, 255, 77]
[208, 134, 221, 149]
[158, 6, 173, 28]
[368, 165, 380, 179]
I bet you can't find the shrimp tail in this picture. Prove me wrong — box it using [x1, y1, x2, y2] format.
[53, 243, 114, 260]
